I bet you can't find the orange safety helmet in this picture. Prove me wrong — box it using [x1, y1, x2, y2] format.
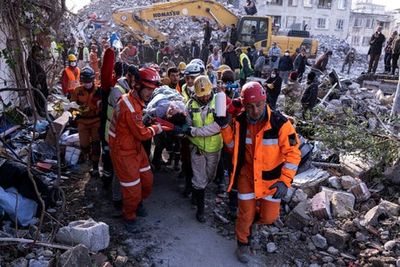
[138, 67, 161, 89]
[241, 81, 266, 105]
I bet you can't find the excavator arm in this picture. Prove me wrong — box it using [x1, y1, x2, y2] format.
[112, 0, 239, 41]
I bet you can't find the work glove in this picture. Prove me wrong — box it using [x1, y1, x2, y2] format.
[214, 114, 232, 128]
[269, 181, 288, 199]
[143, 113, 153, 126]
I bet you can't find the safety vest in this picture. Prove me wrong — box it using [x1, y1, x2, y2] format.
[221, 107, 301, 199]
[105, 84, 126, 143]
[65, 67, 80, 93]
[188, 96, 223, 153]
[239, 53, 253, 70]
[181, 84, 192, 103]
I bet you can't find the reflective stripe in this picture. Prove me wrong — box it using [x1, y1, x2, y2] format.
[120, 179, 140, 187]
[245, 138, 252, 144]
[109, 130, 116, 138]
[262, 138, 278, 145]
[122, 96, 135, 113]
[226, 140, 234, 149]
[263, 195, 281, 203]
[149, 126, 156, 136]
[139, 166, 151, 172]
[284, 163, 298, 171]
[237, 192, 255, 200]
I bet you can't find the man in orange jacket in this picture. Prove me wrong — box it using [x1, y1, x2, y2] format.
[70, 66, 102, 177]
[108, 67, 168, 232]
[61, 54, 81, 95]
[215, 81, 301, 263]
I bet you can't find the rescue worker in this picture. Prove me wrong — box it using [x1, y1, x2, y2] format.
[215, 81, 301, 263]
[159, 56, 176, 76]
[181, 62, 203, 102]
[265, 69, 282, 110]
[108, 67, 167, 232]
[236, 48, 253, 86]
[312, 50, 332, 73]
[184, 75, 223, 222]
[368, 26, 386, 74]
[341, 48, 356, 75]
[105, 65, 140, 210]
[167, 67, 180, 90]
[61, 54, 80, 95]
[301, 71, 319, 119]
[70, 67, 102, 177]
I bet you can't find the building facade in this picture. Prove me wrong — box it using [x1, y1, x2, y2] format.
[348, 0, 393, 54]
[255, 0, 352, 39]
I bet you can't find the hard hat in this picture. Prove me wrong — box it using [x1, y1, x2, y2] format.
[68, 54, 77, 61]
[138, 67, 161, 89]
[194, 75, 212, 97]
[189, 59, 205, 73]
[216, 64, 231, 73]
[178, 62, 186, 72]
[184, 63, 202, 77]
[241, 81, 266, 105]
[80, 66, 95, 82]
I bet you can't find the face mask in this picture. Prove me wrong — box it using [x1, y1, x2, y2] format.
[270, 74, 276, 78]
[83, 82, 93, 89]
[70, 62, 77, 67]
[284, 53, 289, 56]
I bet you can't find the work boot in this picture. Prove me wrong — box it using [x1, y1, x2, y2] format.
[235, 244, 251, 263]
[124, 219, 138, 233]
[195, 189, 206, 223]
[137, 202, 148, 217]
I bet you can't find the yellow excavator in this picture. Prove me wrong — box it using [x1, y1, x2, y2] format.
[112, 0, 318, 57]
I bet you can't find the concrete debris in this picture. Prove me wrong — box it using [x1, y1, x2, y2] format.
[324, 228, 350, 250]
[56, 219, 110, 252]
[311, 234, 327, 249]
[327, 246, 339, 255]
[285, 201, 312, 230]
[362, 200, 400, 226]
[291, 188, 308, 203]
[28, 259, 52, 267]
[266, 242, 278, 253]
[330, 191, 355, 218]
[310, 191, 331, 220]
[327, 176, 341, 190]
[341, 154, 377, 178]
[340, 175, 358, 190]
[58, 244, 91, 267]
[350, 182, 371, 202]
[383, 240, 398, 251]
[292, 167, 331, 189]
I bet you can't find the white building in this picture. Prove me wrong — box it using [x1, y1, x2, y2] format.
[254, 0, 352, 39]
[348, 0, 393, 54]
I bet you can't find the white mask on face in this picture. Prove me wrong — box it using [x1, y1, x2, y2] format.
[83, 82, 93, 89]
[270, 73, 276, 78]
[70, 61, 77, 67]
[284, 52, 289, 56]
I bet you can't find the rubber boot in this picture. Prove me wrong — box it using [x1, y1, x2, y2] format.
[182, 175, 192, 198]
[195, 189, 206, 223]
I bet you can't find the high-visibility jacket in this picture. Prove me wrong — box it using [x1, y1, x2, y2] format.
[70, 85, 101, 125]
[104, 83, 127, 142]
[239, 53, 253, 70]
[63, 67, 80, 94]
[108, 91, 160, 154]
[221, 106, 301, 199]
[188, 96, 223, 153]
[181, 84, 191, 103]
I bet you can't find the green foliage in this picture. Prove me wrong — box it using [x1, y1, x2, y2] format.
[0, 48, 16, 70]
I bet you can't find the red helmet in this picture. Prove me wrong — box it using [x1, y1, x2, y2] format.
[241, 81, 266, 105]
[139, 67, 161, 89]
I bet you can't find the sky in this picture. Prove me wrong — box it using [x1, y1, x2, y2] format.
[65, 0, 400, 13]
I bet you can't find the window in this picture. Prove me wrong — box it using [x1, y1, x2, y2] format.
[304, 0, 312, 8]
[303, 17, 312, 30]
[289, 0, 298, 6]
[286, 16, 296, 29]
[362, 36, 370, 46]
[354, 18, 362, 27]
[351, 36, 360, 46]
[239, 19, 258, 46]
[269, 0, 283, 5]
[337, 0, 347, 10]
[272, 16, 282, 27]
[316, 18, 327, 29]
[336, 19, 344, 30]
[365, 19, 374, 28]
[259, 20, 267, 33]
[318, 0, 331, 9]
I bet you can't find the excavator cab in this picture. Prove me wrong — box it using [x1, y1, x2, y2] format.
[236, 16, 271, 50]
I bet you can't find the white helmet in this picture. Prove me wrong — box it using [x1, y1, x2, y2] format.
[184, 63, 202, 76]
[189, 59, 205, 73]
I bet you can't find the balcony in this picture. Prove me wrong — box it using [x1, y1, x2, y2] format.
[317, 0, 332, 9]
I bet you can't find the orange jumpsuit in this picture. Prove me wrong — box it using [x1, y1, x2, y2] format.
[61, 67, 80, 95]
[221, 106, 301, 244]
[108, 90, 161, 221]
[71, 85, 102, 162]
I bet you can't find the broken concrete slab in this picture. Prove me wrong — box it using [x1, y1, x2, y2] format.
[324, 228, 350, 250]
[341, 154, 376, 178]
[293, 167, 331, 196]
[291, 188, 308, 203]
[56, 219, 110, 252]
[340, 175, 358, 190]
[362, 200, 400, 226]
[311, 191, 331, 220]
[58, 244, 91, 267]
[311, 234, 327, 249]
[45, 111, 71, 146]
[328, 176, 341, 190]
[285, 201, 312, 230]
[351, 182, 371, 202]
[331, 191, 355, 218]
